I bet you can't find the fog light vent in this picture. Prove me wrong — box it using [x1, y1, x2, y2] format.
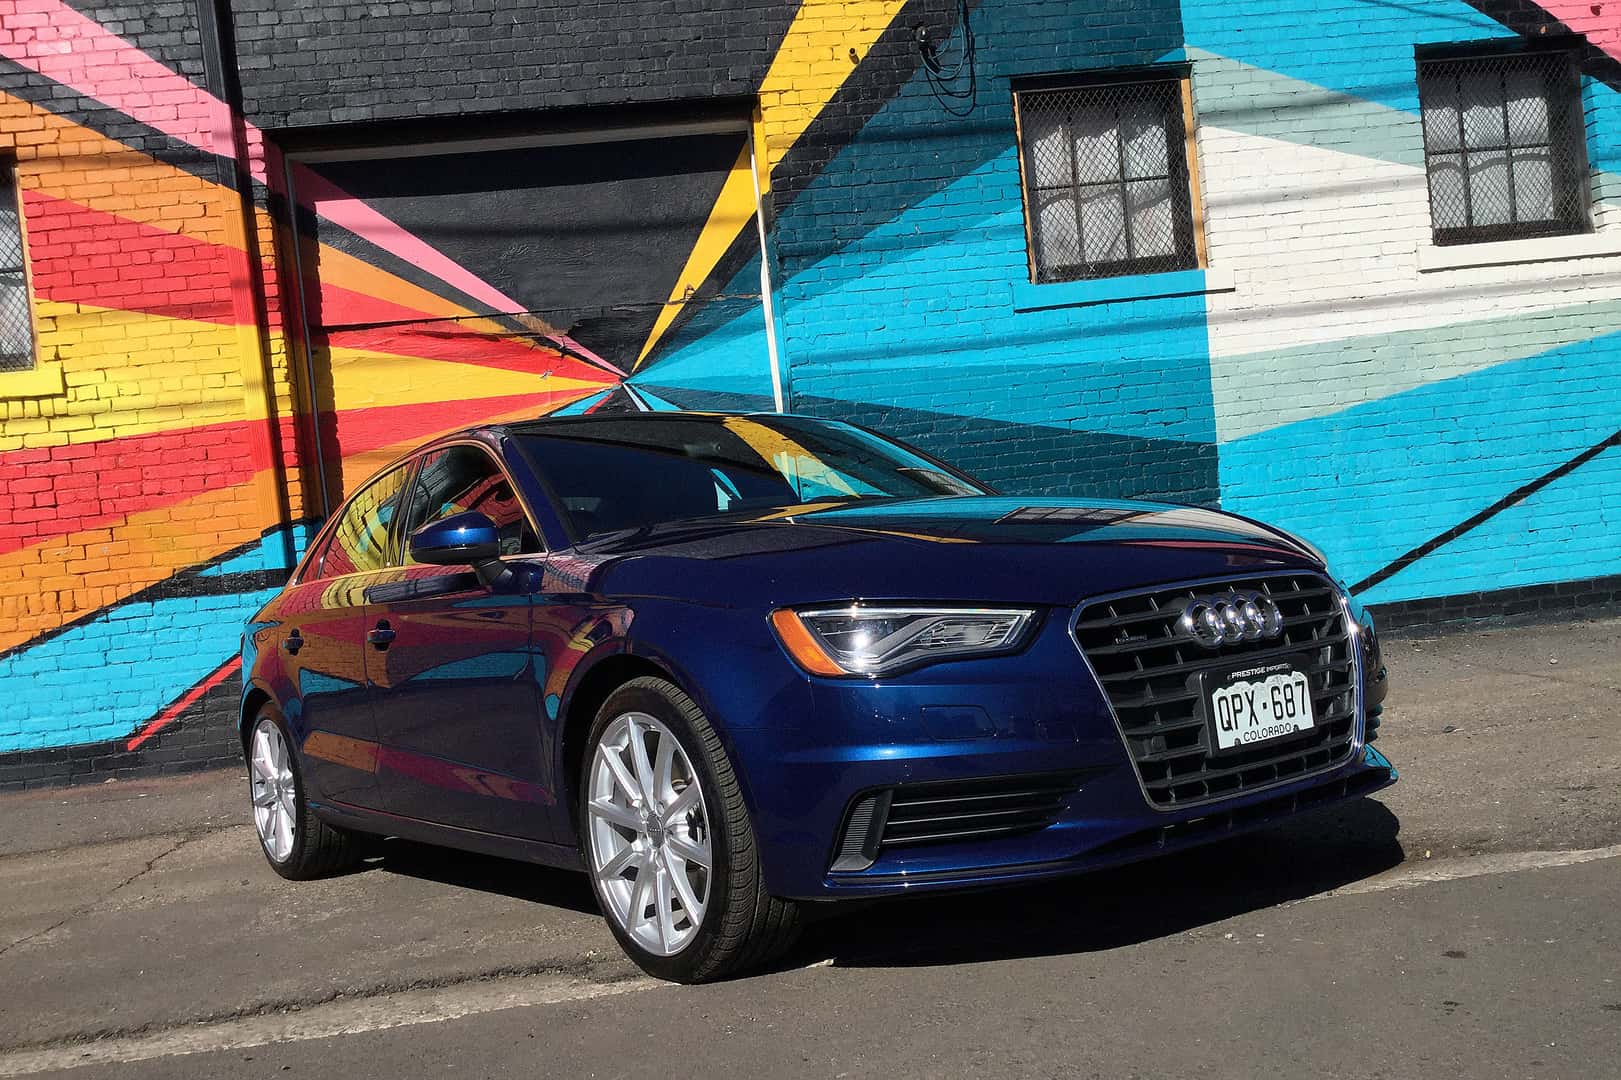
[830, 790, 891, 872]
[829, 772, 1094, 874]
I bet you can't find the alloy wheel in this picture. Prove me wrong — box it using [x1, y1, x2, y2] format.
[250, 717, 297, 862]
[586, 711, 713, 956]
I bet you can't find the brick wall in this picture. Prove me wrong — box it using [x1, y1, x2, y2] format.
[2, 0, 1618, 787]
[0, 0, 293, 784]
[228, 0, 801, 127]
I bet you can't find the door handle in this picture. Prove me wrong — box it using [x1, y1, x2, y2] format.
[367, 620, 397, 650]
[283, 629, 304, 655]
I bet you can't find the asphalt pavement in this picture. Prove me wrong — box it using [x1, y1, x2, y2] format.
[1, 613, 1617, 1079]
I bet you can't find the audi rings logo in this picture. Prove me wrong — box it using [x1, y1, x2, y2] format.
[1177, 592, 1284, 648]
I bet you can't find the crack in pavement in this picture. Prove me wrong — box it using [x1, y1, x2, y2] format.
[0, 955, 643, 1054]
[0, 829, 209, 960]
[0, 822, 244, 866]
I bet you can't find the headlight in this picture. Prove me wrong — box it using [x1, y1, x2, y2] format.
[770, 604, 1038, 677]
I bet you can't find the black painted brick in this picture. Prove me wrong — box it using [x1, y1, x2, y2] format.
[227, 0, 803, 129]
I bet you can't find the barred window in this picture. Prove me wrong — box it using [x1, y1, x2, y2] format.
[0, 165, 34, 372]
[1417, 49, 1590, 245]
[1015, 75, 1200, 283]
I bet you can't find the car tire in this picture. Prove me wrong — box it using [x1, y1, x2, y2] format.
[246, 704, 360, 880]
[579, 676, 800, 983]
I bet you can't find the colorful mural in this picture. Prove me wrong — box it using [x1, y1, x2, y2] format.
[0, 0, 1617, 783]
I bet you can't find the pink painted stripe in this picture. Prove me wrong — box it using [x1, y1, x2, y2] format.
[0, 1, 621, 376]
[126, 657, 240, 751]
[292, 162, 623, 375]
[1532, 0, 1621, 61]
[0, 0, 231, 157]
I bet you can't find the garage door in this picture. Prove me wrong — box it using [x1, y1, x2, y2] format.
[284, 124, 773, 509]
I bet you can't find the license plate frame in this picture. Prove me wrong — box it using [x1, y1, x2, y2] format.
[1201, 654, 1317, 754]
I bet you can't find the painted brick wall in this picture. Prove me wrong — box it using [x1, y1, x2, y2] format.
[1181, 1, 1621, 604]
[0, 0, 296, 785]
[228, 0, 802, 127]
[757, 0, 1222, 503]
[2, 0, 1618, 789]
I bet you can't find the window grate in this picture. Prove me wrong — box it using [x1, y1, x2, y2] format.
[1016, 76, 1199, 283]
[1417, 49, 1590, 245]
[0, 166, 33, 373]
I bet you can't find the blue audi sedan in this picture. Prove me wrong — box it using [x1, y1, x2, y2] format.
[240, 413, 1394, 982]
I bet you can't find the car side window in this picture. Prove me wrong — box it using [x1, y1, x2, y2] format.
[318, 463, 414, 579]
[400, 445, 541, 562]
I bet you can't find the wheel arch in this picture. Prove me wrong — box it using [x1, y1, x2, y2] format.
[239, 682, 273, 752]
[557, 652, 677, 836]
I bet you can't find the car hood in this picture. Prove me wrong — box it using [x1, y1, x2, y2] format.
[545, 496, 1329, 608]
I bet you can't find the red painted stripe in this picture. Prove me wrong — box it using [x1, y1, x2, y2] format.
[21, 190, 241, 323]
[320, 320, 606, 381]
[126, 657, 240, 751]
[20, 192, 609, 383]
[0, 387, 608, 555]
[0, 419, 259, 555]
[326, 389, 610, 459]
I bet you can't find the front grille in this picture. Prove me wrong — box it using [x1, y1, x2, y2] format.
[1071, 573, 1358, 809]
[831, 773, 1091, 873]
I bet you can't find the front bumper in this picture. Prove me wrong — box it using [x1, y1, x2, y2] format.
[728, 610, 1396, 900]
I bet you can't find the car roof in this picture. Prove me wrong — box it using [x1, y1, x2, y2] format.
[499, 411, 815, 437]
[351, 412, 827, 488]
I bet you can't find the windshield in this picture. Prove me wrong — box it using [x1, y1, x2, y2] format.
[514, 416, 988, 539]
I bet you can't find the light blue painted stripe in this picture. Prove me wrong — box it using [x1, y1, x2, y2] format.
[777, 148, 1217, 444]
[200, 524, 309, 577]
[1358, 447, 1621, 605]
[1221, 328, 1621, 604]
[551, 390, 613, 416]
[0, 587, 281, 753]
[1011, 270, 1212, 312]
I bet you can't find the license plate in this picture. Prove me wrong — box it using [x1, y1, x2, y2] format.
[1204, 657, 1316, 752]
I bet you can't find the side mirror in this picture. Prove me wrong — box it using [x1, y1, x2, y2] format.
[408, 511, 506, 586]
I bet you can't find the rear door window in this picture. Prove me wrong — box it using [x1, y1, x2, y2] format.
[317, 463, 414, 578]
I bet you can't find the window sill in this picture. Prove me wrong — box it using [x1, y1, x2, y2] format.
[1011, 267, 1235, 312]
[1416, 231, 1621, 273]
[0, 361, 64, 399]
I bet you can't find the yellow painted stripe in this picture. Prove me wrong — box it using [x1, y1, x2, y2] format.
[0, 479, 265, 655]
[23, 301, 262, 442]
[325, 346, 608, 413]
[633, 144, 758, 368]
[332, 389, 601, 494]
[631, 0, 907, 369]
[755, 0, 909, 169]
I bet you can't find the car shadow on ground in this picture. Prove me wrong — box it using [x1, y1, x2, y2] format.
[795, 797, 1404, 970]
[330, 797, 1402, 972]
[357, 837, 602, 916]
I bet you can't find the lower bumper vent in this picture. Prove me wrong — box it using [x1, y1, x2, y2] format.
[831, 772, 1092, 873]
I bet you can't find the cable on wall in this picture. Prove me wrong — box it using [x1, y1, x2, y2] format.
[916, 0, 978, 116]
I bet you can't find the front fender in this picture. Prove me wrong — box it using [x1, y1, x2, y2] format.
[618, 597, 814, 735]
[551, 597, 816, 855]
